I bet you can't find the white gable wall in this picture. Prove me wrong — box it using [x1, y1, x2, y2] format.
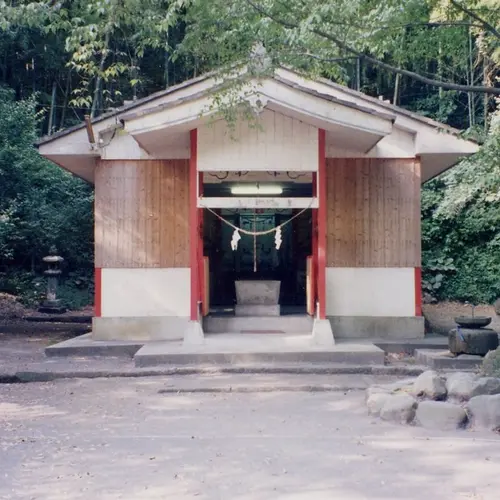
[197, 109, 318, 172]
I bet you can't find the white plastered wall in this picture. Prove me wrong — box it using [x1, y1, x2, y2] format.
[101, 268, 190, 318]
[198, 109, 318, 172]
[326, 268, 416, 317]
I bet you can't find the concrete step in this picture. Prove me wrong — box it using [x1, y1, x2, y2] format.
[134, 339, 385, 368]
[45, 333, 144, 358]
[203, 315, 314, 334]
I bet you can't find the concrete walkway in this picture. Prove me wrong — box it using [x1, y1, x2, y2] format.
[1, 377, 498, 499]
[1, 336, 429, 384]
[1, 333, 439, 383]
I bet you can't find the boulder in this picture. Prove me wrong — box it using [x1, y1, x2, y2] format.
[448, 328, 499, 356]
[493, 298, 500, 316]
[365, 385, 391, 401]
[416, 401, 468, 431]
[446, 372, 476, 401]
[470, 377, 500, 398]
[366, 392, 393, 416]
[380, 394, 417, 424]
[481, 348, 500, 378]
[369, 378, 415, 394]
[466, 394, 500, 431]
[413, 370, 447, 400]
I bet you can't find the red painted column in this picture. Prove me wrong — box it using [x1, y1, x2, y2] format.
[198, 171, 204, 310]
[311, 172, 318, 314]
[94, 267, 102, 317]
[317, 129, 327, 320]
[189, 129, 199, 321]
[415, 267, 423, 316]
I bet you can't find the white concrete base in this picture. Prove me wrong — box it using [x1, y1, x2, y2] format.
[183, 321, 205, 346]
[311, 319, 335, 346]
[328, 316, 425, 339]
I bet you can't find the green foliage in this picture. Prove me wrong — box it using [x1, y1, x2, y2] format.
[0, 87, 94, 309]
[0, 0, 498, 310]
[421, 112, 500, 304]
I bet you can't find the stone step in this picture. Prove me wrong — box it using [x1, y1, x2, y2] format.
[134, 340, 385, 368]
[203, 315, 314, 334]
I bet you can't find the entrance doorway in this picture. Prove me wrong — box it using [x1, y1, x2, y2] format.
[203, 208, 312, 315]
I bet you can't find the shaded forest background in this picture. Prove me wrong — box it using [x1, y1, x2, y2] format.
[0, 0, 499, 309]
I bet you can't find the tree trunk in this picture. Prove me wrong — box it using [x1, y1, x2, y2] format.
[393, 73, 401, 105]
[355, 57, 361, 91]
[60, 69, 71, 130]
[91, 31, 111, 119]
[48, 80, 57, 135]
[468, 29, 475, 127]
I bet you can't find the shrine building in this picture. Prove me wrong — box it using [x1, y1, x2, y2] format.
[38, 67, 478, 346]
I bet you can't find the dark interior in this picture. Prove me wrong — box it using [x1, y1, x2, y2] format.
[202, 180, 313, 314]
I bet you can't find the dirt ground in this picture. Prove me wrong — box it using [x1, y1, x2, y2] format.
[423, 302, 500, 334]
[1, 378, 499, 500]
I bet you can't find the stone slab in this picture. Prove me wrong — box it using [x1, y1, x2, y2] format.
[134, 336, 385, 367]
[234, 304, 280, 317]
[374, 336, 447, 354]
[45, 333, 144, 358]
[415, 349, 483, 370]
[235, 280, 280, 305]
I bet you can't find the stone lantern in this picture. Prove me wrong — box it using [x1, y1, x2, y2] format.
[38, 246, 66, 314]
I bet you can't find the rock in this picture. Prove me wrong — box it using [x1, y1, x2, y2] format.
[466, 394, 500, 431]
[494, 298, 500, 316]
[366, 379, 415, 402]
[379, 394, 417, 424]
[448, 328, 499, 356]
[423, 292, 437, 304]
[416, 401, 468, 431]
[481, 348, 500, 377]
[366, 392, 393, 416]
[470, 377, 500, 398]
[446, 372, 476, 401]
[370, 378, 415, 394]
[413, 370, 447, 400]
[365, 386, 391, 401]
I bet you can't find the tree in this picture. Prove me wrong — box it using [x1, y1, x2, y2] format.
[0, 87, 94, 306]
[164, 0, 499, 94]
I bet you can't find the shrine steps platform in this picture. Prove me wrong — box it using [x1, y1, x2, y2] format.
[203, 315, 314, 334]
[133, 333, 385, 368]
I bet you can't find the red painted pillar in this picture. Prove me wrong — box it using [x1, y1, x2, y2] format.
[317, 129, 327, 320]
[198, 171, 205, 311]
[189, 129, 199, 321]
[415, 267, 422, 316]
[311, 172, 318, 314]
[94, 267, 102, 317]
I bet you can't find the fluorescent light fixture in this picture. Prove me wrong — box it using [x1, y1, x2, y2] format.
[231, 184, 283, 195]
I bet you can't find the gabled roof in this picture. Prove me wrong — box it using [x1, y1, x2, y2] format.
[38, 66, 479, 184]
[37, 65, 472, 146]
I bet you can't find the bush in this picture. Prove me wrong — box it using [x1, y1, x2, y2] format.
[0, 86, 94, 311]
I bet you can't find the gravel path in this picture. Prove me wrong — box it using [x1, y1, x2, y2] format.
[1, 377, 499, 500]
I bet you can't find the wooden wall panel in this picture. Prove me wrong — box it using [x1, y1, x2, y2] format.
[326, 158, 421, 267]
[95, 159, 190, 268]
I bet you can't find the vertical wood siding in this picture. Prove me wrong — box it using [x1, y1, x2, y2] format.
[95, 159, 189, 268]
[326, 158, 421, 267]
[197, 109, 318, 172]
